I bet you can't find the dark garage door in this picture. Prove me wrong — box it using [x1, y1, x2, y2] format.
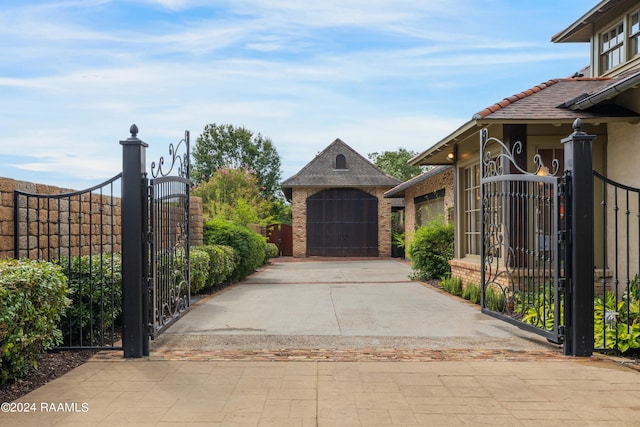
[306, 188, 378, 257]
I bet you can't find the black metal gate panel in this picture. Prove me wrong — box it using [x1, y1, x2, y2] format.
[14, 174, 124, 350]
[148, 132, 191, 339]
[480, 129, 566, 344]
[307, 188, 378, 257]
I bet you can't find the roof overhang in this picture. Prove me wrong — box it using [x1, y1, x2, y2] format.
[569, 70, 640, 110]
[408, 120, 479, 166]
[552, 0, 636, 43]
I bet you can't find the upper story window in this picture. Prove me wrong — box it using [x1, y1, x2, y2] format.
[631, 10, 640, 58]
[600, 21, 625, 72]
[335, 154, 347, 169]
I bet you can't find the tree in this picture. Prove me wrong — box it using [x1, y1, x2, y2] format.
[192, 123, 282, 198]
[368, 148, 426, 182]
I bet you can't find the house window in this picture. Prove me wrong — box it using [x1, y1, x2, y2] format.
[600, 21, 625, 72]
[631, 10, 640, 58]
[335, 154, 347, 169]
[463, 164, 481, 256]
[415, 189, 445, 227]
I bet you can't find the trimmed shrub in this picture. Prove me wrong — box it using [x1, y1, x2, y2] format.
[58, 254, 122, 347]
[203, 218, 267, 281]
[0, 259, 70, 385]
[265, 242, 279, 261]
[189, 248, 210, 294]
[408, 219, 454, 280]
[198, 244, 237, 287]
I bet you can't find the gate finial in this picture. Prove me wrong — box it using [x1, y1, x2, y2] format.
[130, 124, 139, 138]
[572, 118, 583, 133]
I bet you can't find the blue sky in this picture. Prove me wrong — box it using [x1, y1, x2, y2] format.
[1, 0, 592, 190]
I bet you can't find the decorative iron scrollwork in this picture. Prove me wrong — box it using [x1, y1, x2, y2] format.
[151, 130, 190, 179]
[480, 128, 560, 178]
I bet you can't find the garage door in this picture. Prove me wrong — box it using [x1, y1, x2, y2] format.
[306, 188, 378, 257]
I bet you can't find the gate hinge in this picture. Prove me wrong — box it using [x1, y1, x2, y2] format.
[557, 230, 566, 242]
[557, 181, 565, 196]
[558, 325, 565, 340]
[557, 278, 566, 292]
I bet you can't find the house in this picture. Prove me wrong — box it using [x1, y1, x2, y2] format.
[383, 165, 454, 250]
[281, 138, 401, 257]
[409, 0, 640, 287]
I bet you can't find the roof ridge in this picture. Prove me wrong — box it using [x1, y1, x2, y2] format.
[472, 76, 612, 119]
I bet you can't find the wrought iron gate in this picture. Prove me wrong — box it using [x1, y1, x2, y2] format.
[480, 129, 566, 344]
[147, 131, 191, 339]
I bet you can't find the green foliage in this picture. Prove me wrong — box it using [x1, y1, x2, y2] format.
[593, 275, 640, 353]
[440, 274, 462, 297]
[484, 286, 506, 312]
[193, 166, 276, 226]
[197, 244, 238, 288]
[367, 148, 425, 181]
[265, 242, 279, 261]
[189, 248, 210, 294]
[407, 219, 454, 280]
[461, 282, 482, 304]
[58, 254, 122, 347]
[0, 259, 70, 385]
[203, 218, 267, 281]
[192, 123, 282, 198]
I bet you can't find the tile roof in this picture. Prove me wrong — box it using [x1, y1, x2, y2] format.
[281, 138, 401, 194]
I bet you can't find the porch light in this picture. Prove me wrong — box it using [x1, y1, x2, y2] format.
[447, 152, 455, 161]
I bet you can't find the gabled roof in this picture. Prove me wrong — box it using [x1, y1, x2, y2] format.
[552, 0, 635, 43]
[281, 138, 401, 200]
[384, 166, 452, 198]
[410, 73, 640, 166]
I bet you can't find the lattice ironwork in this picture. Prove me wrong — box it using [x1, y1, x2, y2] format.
[480, 128, 566, 343]
[148, 130, 191, 339]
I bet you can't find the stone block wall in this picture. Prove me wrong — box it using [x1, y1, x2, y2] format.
[291, 186, 393, 257]
[0, 176, 203, 260]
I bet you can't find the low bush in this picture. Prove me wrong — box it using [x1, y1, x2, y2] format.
[196, 245, 238, 288]
[58, 254, 122, 347]
[440, 274, 462, 297]
[461, 282, 482, 304]
[203, 218, 267, 281]
[407, 219, 454, 280]
[188, 248, 210, 294]
[0, 259, 70, 385]
[265, 242, 279, 261]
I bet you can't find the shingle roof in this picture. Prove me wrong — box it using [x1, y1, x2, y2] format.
[384, 166, 452, 198]
[472, 77, 637, 121]
[281, 138, 401, 199]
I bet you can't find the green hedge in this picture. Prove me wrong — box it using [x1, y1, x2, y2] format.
[0, 259, 70, 385]
[196, 245, 237, 288]
[58, 254, 122, 347]
[265, 242, 279, 261]
[188, 248, 210, 294]
[203, 218, 267, 281]
[408, 219, 454, 280]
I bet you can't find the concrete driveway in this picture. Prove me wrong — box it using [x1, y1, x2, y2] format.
[152, 259, 556, 352]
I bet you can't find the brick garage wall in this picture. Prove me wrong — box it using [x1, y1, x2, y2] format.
[404, 168, 454, 249]
[0, 176, 203, 260]
[291, 186, 393, 257]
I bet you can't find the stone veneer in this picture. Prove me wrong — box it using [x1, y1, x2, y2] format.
[0, 176, 203, 260]
[291, 186, 393, 257]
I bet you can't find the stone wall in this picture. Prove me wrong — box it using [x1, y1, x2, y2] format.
[291, 186, 393, 257]
[0, 176, 203, 260]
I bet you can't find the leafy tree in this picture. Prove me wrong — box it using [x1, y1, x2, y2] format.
[192, 123, 282, 198]
[193, 166, 272, 226]
[368, 148, 426, 182]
